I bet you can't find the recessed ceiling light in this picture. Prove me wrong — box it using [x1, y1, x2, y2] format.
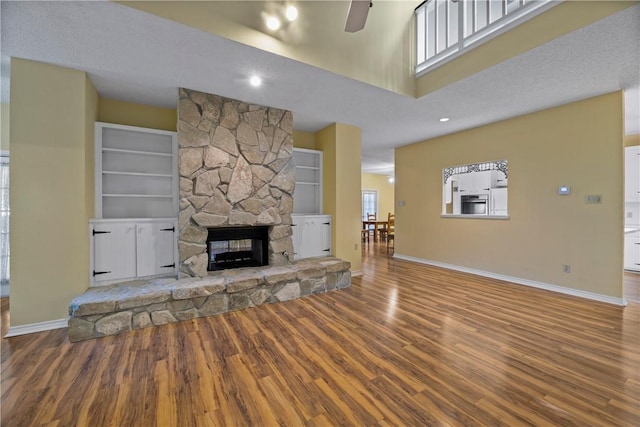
[439, 117, 450, 122]
[249, 75, 262, 87]
[266, 16, 281, 30]
[285, 5, 298, 22]
[388, 176, 395, 183]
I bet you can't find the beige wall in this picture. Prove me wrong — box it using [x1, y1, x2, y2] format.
[395, 92, 624, 298]
[293, 130, 316, 150]
[121, 1, 416, 97]
[10, 59, 98, 326]
[0, 103, 9, 152]
[317, 123, 362, 272]
[624, 134, 639, 147]
[361, 173, 395, 221]
[98, 97, 177, 132]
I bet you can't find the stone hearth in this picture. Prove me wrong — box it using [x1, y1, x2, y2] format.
[177, 88, 295, 277]
[68, 257, 351, 342]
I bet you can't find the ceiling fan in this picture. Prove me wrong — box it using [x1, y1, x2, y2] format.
[344, 0, 372, 33]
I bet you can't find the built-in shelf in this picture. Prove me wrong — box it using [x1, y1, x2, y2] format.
[102, 170, 173, 178]
[293, 148, 323, 214]
[95, 122, 178, 219]
[102, 147, 173, 157]
[103, 194, 174, 198]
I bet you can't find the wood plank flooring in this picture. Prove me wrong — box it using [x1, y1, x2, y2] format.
[2, 243, 639, 426]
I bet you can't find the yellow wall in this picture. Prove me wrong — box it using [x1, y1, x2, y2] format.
[317, 123, 362, 272]
[624, 134, 639, 147]
[10, 59, 98, 326]
[361, 173, 395, 221]
[395, 92, 624, 298]
[416, 1, 635, 97]
[293, 130, 316, 150]
[98, 97, 177, 132]
[0, 103, 9, 152]
[121, 1, 416, 97]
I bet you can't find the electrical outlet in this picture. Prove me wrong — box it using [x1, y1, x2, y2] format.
[628, 211, 633, 219]
[563, 264, 571, 273]
[354, 243, 358, 250]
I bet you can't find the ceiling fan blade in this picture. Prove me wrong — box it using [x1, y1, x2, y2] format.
[345, 0, 371, 33]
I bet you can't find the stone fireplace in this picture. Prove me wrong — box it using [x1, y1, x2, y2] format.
[177, 88, 295, 277]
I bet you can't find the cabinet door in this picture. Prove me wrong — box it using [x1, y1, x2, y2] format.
[624, 236, 640, 271]
[491, 170, 508, 188]
[291, 216, 304, 259]
[292, 215, 331, 259]
[491, 188, 508, 215]
[474, 171, 491, 192]
[316, 216, 332, 257]
[92, 222, 136, 282]
[625, 147, 640, 203]
[136, 222, 176, 277]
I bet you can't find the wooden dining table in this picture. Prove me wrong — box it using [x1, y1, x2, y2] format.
[362, 220, 388, 242]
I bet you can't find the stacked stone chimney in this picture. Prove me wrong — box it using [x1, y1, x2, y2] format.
[177, 88, 295, 277]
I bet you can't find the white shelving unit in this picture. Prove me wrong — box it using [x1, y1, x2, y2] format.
[91, 122, 178, 286]
[293, 148, 322, 214]
[95, 122, 178, 219]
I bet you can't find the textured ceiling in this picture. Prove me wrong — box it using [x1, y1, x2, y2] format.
[1, 1, 639, 176]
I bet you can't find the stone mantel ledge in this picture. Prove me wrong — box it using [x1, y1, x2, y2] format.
[68, 257, 351, 342]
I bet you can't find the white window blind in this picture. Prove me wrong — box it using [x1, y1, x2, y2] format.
[0, 153, 9, 290]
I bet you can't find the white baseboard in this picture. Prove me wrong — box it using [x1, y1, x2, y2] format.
[4, 318, 68, 338]
[351, 270, 363, 277]
[393, 253, 627, 306]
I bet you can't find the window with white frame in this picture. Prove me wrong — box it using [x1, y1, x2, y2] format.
[362, 190, 378, 220]
[1, 152, 9, 291]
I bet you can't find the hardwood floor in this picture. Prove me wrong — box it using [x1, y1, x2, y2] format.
[2, 243, 639, 426]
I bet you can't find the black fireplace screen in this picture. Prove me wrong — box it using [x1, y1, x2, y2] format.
[207, 226, 269, 271]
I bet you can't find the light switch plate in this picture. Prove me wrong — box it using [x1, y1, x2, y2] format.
[585, 195, 602, 204]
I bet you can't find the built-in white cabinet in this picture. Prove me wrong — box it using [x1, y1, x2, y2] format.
[625, 146, 640, 203]
[95, 122, 178, 219]
[292, 214, 331, 260]
[490, 188, 508, 216]
[90, 219, 178, 286]
[459, 170, 491, 194]
[624, 230, 640, 272]
[490, 169, 508, 188]
[293, 148, 322, 214]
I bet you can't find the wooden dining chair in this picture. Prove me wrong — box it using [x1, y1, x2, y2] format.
[386, 213, 395, 255]
[366, 213, 376, 238]
[379, 212, 394, 241]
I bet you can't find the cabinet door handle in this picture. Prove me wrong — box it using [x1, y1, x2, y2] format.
[483, 188, 490, 191]
[291, 224, 297, 227]
[323, 222, 331, 225]
[161, 227, 175, 232]
[93, 270, 111, 276]
[323, 249, 330, 252]
[160, 263, 175, 268]
[92, 230, 111, 236]
[635, 243, 640, 245]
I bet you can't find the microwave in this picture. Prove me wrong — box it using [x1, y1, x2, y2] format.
[461, 194, 488, 215]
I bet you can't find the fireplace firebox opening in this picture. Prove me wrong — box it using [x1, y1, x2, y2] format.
[207, 226, 269, 271]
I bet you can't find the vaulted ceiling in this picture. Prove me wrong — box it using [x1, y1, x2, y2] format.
[2, 1, 639, 175]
